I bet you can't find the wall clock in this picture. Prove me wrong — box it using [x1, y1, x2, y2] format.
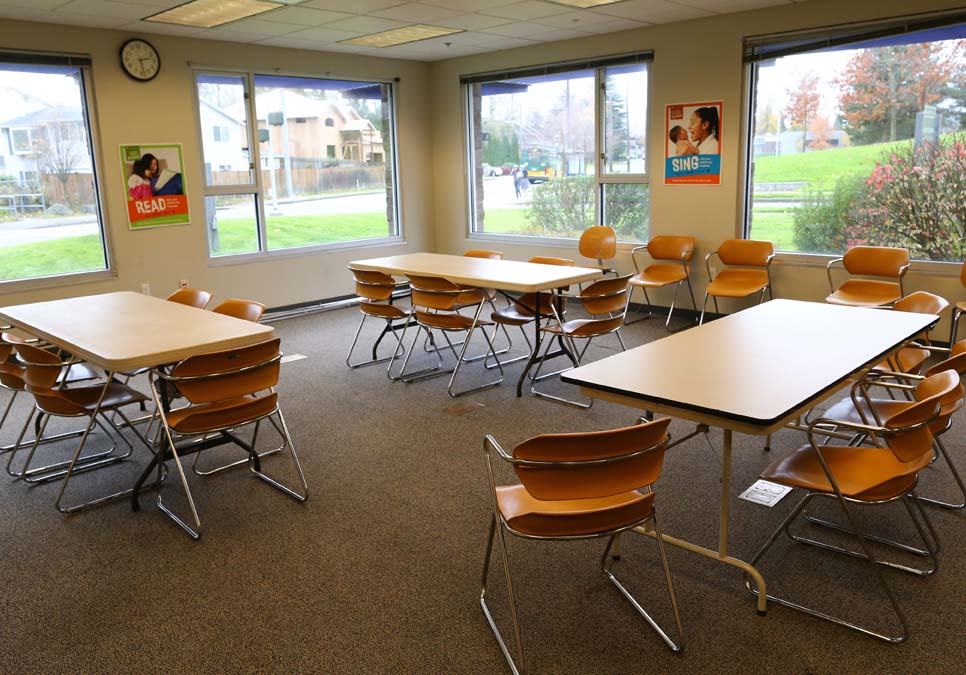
[120, 38, 160, 82]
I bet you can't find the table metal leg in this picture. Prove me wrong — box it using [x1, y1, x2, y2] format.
[720, 429, 732, 557]
[515, 291, 543, 397]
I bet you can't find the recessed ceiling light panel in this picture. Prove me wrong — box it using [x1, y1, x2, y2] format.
[341, 24, 464, 48]
[145, 0, 285, 29]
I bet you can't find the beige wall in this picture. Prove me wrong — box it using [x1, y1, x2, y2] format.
[429, 0, 965, 333]
[0, 19, 433, 308]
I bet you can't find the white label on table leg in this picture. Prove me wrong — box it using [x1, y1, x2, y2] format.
[738, 479, 792, 507]
[281, 354, 307, 364]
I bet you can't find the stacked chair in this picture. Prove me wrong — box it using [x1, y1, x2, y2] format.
[346, 265, 411, 371]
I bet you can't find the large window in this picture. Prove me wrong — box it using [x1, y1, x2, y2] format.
[0, 55, 108, 283]
[195, 72, 399, 258]
[464, 55, 650, 242]
[745, 14, 966, 261]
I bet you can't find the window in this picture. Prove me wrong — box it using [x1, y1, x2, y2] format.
[195, 72, 399, 257]
[744, 13, 966, 261]
[463, 54, 650, 242]
[0, 54, 109, 284]
[212, 125, 229, 142]
[324, 117, 334, 127]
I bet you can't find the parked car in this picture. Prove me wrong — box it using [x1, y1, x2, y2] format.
[481, 163, 500, 177]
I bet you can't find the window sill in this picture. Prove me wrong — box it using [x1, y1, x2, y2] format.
[772, 251, 963, 277]
[207, 235, 405, 267]
[0, 268, 116, 296]
[468, 231, 645, 250]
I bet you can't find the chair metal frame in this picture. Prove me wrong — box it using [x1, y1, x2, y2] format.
[530, 275, 632, 408]
[390, 275, 504, 397]
[625, 236, 697, 330]
[825, 246, 910, 308]
[950, 260, 965, 345]
[145, 339, 308, 539]
[480, 425, 683, 675]
[749, 396, 946, 643]
[346, 266, 411, 372]
[699, 241, 775, 325]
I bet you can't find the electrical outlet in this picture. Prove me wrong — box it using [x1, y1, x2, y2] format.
[140, 283, 150, 295]
[179, 279, 189, 289]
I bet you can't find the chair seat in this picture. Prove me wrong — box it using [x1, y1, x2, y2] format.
[359, 302, 410, 320]
[166, 392, 279, 434]
[29, 381, 148, 416]
[957, 300, 966, 312]
[824, 395, 958, 434]
[761, 444, 930, 500]
[415, 311, 492, 331]
[545, 316, 623, 338]
[706, 269, 769, 298]
[826, 279, 901, 307]
[491, 305, 535, 326]
[875, 346, 930, 375]
[495, 484, 654, 537]
[0, 361, 25, 390]
[630, 263, 687, 288]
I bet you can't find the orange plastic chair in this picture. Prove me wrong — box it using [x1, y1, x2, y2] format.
[211, 299, 266, 323]
[391, 274, 504, 397]
[699, 239, 774, 324]
[346, 266, 411, 372]
[531, 274, 632, 407]
[751, 370, 958, 642]
[951, 260, 965, 345]
[463, 249, 503, 260]
[481, 419, 683, 674]
[822, 341, 966, 511]
[167, 287, 213, 309]
[877, 291, 949, 375]
[11, 342, 152, 513]
[578, 226, 617, 274]
[490, 256, 574, 366]
[825, 245, 909, 307]
[626, 235, 697, 329]
[147, 337, 307, 539]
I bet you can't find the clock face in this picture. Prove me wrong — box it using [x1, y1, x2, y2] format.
[120, 39, 160, 82]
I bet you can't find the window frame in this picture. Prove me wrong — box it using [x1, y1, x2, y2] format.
[739, 10, 966, 271]
[0, 53, 115, 293]
[462, 54, 651, 246]
[191, 66, 402, 265]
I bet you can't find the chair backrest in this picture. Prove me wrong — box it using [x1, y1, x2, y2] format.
[407, 274, 476, 311]
[892, 291, 949, 316]
[464, 250, 503, 260]
[915, 368, 965, 432]
[14, 342, 63, 391]
[925, 340, 966, 378]
[515, 257, 575, 313]
[349, 266, 397, 302]
[883, 370, 958, 462]
[578, 226, 617, 262]
[842, 246, 909, 278]
[960, 260, 966, 287]
[648, 235, 695, 263]
[716, 239, 773, 267]
[167, 287, 213, 309]
[169, 338, 281, 405]
[580, 274, 631, 316]
[0, 337, 24, 390]
[511, 418, 671, 500]
[528, 256, 574, 267]
[212, 299, 266, 323]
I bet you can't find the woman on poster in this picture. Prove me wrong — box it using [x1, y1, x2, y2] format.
[677, 106, 719, 155]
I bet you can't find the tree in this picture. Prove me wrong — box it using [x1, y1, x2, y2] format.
[604, 76, 629, 169]
[807, 115, 831, 151]
[836, 43, 962, 144]
[33, 118, 85, 208]
[784, 72, 821, 152]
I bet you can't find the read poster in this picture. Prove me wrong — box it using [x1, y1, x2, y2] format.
[119, 143, 189, 229]
[664, 101, 723, 185]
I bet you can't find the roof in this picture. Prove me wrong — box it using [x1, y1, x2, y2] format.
[0, 104, 82, 127]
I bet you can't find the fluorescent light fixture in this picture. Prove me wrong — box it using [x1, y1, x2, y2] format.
[145, 0, 284, 29]
[547, 0, 628, 7]
[340, 24, 464, 48]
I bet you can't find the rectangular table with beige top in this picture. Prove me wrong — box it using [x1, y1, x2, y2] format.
[561, 299, 938, 614]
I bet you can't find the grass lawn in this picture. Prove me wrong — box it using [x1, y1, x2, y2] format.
[213, 212, 391, 255]
[752, 139, 908, 191]
[0, 234, 106, 281]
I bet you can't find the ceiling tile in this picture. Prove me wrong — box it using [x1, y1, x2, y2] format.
[672, 0, 789, 12]
[0, 0, 73, 9]
[0, 6, 50, 21]
[532, 9, 627, 29]
[56, 0, 152, 19]
[528, 27, 592, 42]
[202, 28, 274, 42]
[580, 17, 651, 33]
[371, 2, 464, 23]
[466, 34, 541, 49]
[44, 10, 131, 27]
[259, 6, 355, 26]
[479, 1, 571, 21]
[315, 41, 377, 53]
[421, 0, 519, 10]
[221, 17, 302, 36]
[300, 0, 403, 13]
[119, 19, 207, 36]
[286, 25, 362, 41]
[594, 0, 711, 22]
[484, 21, 560, 38]
[324, 15, 408, 33]
[433, 13, 514, 31]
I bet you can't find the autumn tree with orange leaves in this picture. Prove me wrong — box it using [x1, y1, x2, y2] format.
[836, 43, 961, 144]
[783, 72, 821, 152]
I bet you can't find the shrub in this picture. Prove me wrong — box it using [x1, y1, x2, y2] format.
[792, 175, 865, 254]
[45, 203, 70, 216]
[525, 176, 595, 237]
[849, 135, 966, 260]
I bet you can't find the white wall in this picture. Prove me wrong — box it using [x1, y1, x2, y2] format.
[428, 0, 965, 334]
[0, 19, 434, 308]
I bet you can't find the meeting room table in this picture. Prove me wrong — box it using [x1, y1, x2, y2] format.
[349, 252, 603, 396]
[561, 299, 938, 614]
[0, 290, 274, 510]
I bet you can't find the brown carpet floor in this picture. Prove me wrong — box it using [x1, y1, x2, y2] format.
[0, 304, 964, 674]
